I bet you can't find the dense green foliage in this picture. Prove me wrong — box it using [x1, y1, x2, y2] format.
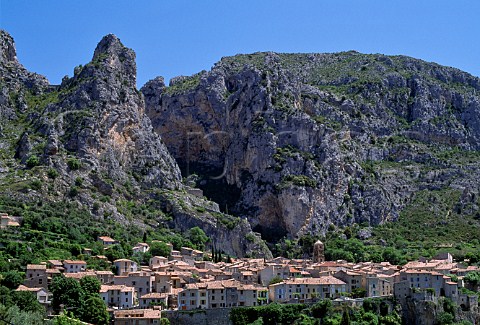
[51, 276, 109, 325]
[230, 299, 402, 325]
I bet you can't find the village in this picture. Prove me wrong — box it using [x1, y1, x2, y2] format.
[13, 228, 480, 325]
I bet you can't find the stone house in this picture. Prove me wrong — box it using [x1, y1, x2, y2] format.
[138, 292, 168, 309]
[63, 260, 87, 273]
[100, 284, 136, 309]
[334, 270, 366, 293]
[178, 279, 266, 310]
[113, 259, 138, 276]
[269, 276, 347, 303]
[97, 236, 117, 246]
[25, 264, 48, 288]
[113, 271, 154, 297]
[149, 256, 168, 270]
[16, 285, 51, 305]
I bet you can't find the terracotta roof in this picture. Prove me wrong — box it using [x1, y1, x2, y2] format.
[139, 292, 168, 299]
[283, 276, 346, 286]
[65, 272, 96, 279]
[16, 285, 46, 292]
[96, 270, 114, 275]
[113, 259, 134, 263]
[100, 284, 135, 293]
[26, 264, 47, 270]
[98, 236, 116, 242]
[64, 260, 87, 264]
[114, 309, 161, 319]
[46, 269, 61, 274]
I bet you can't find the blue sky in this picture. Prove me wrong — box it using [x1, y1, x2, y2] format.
[1, 1, 479, 87]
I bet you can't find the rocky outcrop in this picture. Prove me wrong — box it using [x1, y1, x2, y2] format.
[0, 30, 49, 121]
[0, 30, 270, 258]
[143, 51, 480, 241]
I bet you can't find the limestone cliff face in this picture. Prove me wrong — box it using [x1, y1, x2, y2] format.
[0, 30, 270, 258]
[143, 52, 480, 241]
[38, 34, 182, 189]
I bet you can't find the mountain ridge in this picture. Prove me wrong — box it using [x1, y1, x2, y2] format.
[2, 28, 480, 259]
[143, 49, 480, 244]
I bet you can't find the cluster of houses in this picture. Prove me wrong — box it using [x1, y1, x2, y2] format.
[15, 237, 480, 324]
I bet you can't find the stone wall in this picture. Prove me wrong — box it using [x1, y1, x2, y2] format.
[164, 308, 232, 325]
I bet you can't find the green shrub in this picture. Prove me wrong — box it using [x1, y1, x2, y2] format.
[67, 158, 81, 170]
[30, 180, 42, 191]
[47, 168, 59, 179]
[69, 186, 79, 197]
[26, 155, 40, 168]
[75, 177, 84, 187]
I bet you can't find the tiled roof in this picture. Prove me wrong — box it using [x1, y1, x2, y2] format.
[283, 276, 346, 285]
[26, 264, 47, 270]
[63, 260, 87, 265]
[114, 309, 161, 319]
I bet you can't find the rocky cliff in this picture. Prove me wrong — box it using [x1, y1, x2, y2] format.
[143, 51, 480, 242]
[0, 30, 270, 258]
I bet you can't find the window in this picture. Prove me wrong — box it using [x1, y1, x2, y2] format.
[39, 279, 43, 284]
[191, 300, 195, 305]
[126, 298, 128, 302]
[132, 281, 136, 285]
[191, 293, 195, 297]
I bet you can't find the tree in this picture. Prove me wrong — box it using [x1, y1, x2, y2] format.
[160, 318, 171, 325]
[50, 276, 83, 313]
[1, 270, 24, 289]
[79, 276, 101, 297]
[150, 241, 171, 258]
[0, 285, 13, 307]
[13, 291, 45, 314]
[52, 312, 85, 324]
[104, 244, 126, 262]
[361, 312, 379, 325]
[188, 227, 209, 250]
[437, 312, 454, 325]
[464, 271, 480, 287]
[340, 308, 351, 325]
[268, 276, 283, 286]
[311, 299, 332, 319]
[351, 288, 367, 298]
[2, 305, 45, 325]
[78, 296, 109, 325]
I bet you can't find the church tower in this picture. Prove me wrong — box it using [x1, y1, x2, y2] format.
[313, 240, 325, 263]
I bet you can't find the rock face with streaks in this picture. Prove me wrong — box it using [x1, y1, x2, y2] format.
[143, 51, 480, 241]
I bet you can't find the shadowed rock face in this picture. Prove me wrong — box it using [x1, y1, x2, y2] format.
[143, 51, 480, 241]
[0, 30, 271, 258]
